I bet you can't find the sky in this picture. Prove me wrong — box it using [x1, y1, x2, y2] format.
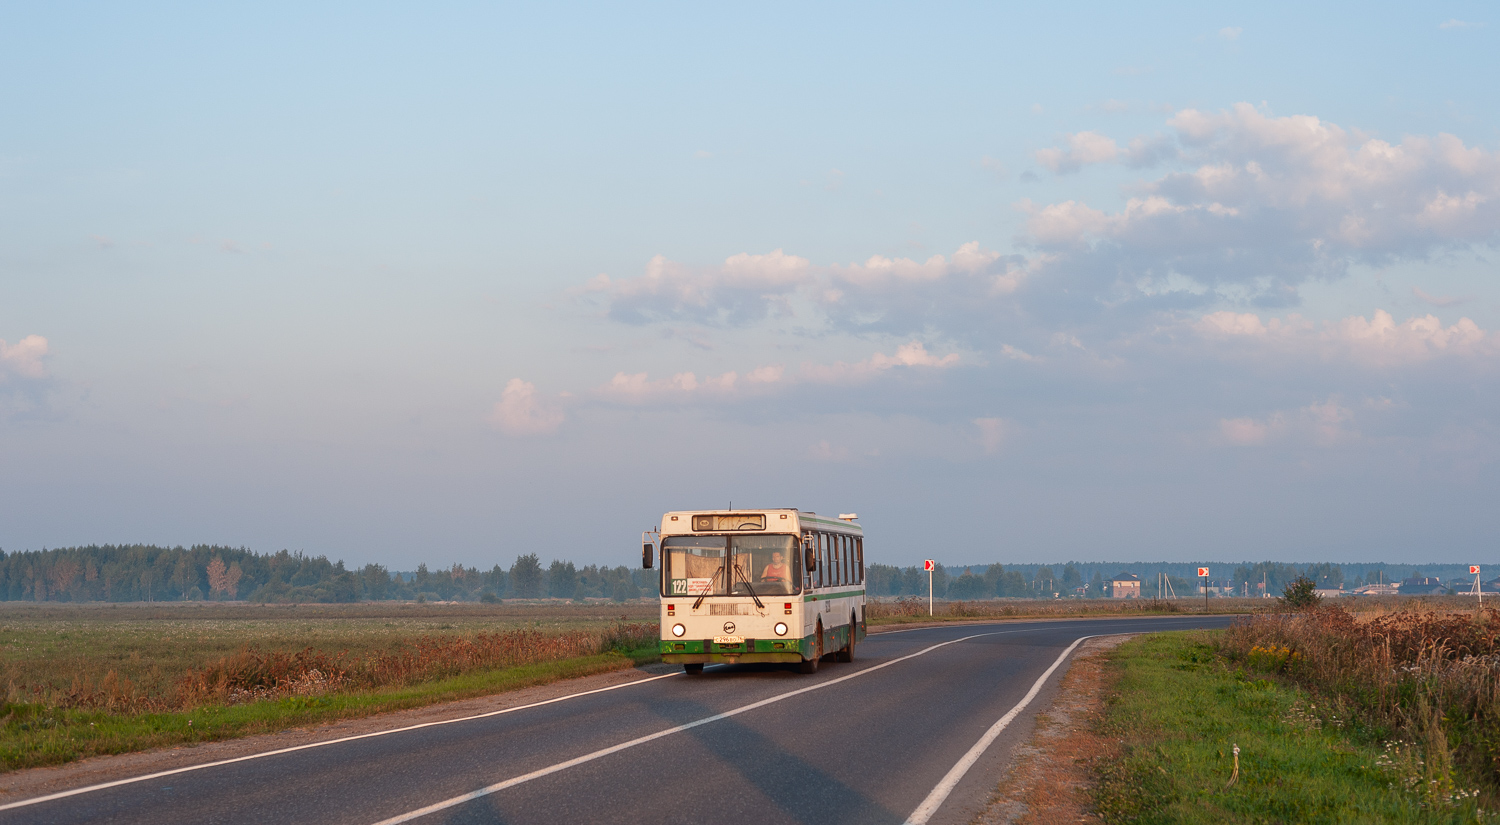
[1, 2, 1497, 569]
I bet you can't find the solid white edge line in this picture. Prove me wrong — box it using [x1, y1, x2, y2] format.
[900, 634, 1098, 825]
[366, 630, 1014, 825]
[0, 670, 682, 813]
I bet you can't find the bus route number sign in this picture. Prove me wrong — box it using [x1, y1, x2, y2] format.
[1198, 567, 1209, 578]
[924, 560, 935, 572]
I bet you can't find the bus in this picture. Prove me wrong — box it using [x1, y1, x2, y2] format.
[642, 508, 865, 675]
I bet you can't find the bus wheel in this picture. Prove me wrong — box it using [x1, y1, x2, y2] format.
[798, 621, 823, 674]
[684, 663, 704, 675]
[836, 615, 856, 662]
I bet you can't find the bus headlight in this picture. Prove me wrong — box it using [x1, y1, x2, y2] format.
[671, 623, 686, 637]
[774, 622, 788, 636]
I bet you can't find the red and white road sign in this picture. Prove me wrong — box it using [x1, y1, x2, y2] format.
[1473, 565, 1482, 575]
[924, 559, 935, 572]
[1197, 567, 1209, 578]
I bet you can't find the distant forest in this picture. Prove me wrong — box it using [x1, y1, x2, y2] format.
[0, 545, 652, 604]
[874, 560, 1487, 600]
[0, 545, 1484, 603]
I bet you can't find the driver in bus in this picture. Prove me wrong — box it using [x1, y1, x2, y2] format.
[760, 552, 791, 589]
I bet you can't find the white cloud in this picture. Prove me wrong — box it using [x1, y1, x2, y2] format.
[1411, 286, 1466, 307]
[0, 335, 48, 381]
[490, 379, 565, 435]
[1036, 131, 1120, 173]
[801, 342, 961, 383]
[974, 417, 1006, 453]
[1219, 399, 1355, 447]
[594, 341, 959, 405]
[1195, 308, 1490, 365]
[1439, 19, 1483, 29]
[1219, 26, 1243, 40]
[807, 440, 851, 462]
[580, 249, 812, 325]
[1020, 104, 1500, 306]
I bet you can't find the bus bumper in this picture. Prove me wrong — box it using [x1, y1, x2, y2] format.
[660, 638, 808, 664]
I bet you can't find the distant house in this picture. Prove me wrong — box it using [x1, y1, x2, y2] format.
[1313, 588, 1345, 599]
[1109, 573, 1141, 599]
[1351, 584, 1399, 596]
[1400, 577, 1448, 596]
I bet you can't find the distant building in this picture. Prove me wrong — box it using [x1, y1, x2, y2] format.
[1109, 573, 1141, 599]
[1313, 588, 1345, 599]
[1400, 577, 1448, 596]
[1351, 583, 1399, 596]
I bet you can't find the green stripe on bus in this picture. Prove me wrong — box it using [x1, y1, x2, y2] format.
[803, 589, 865, 601]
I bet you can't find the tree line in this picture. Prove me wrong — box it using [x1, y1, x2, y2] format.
[0, 545, 1477, 603]
[0, 545, 654, 603]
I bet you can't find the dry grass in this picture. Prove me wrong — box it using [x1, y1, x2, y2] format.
[1222, 603, 1500, 809]
[0, 601, 658, 713]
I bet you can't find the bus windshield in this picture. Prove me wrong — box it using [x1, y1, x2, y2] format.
[663, 534, 801, 597]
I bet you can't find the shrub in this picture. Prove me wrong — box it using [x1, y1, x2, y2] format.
[1279, 576, 1321, 610]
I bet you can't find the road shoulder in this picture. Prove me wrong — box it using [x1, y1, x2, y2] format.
[970, 634, 1134, 824]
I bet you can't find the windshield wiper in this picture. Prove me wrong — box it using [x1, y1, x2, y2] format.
[693, 566, 723, 611]
[732, 563, 765, 609]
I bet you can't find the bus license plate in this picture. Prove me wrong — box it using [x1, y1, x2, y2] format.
[713, 635, 744, 645]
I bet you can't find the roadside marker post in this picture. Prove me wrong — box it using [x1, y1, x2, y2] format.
[924, 559, 935, 615]
[1473, 565, 1483, 607]
[1198, 567, 1209, 610]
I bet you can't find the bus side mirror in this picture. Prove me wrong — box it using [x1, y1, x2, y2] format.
[803, 539, 816, 572]
[642, 543, 654, 569]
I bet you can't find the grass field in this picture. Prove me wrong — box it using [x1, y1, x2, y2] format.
[0, 601, 661, 771]
[1097, 631, 1494, 823]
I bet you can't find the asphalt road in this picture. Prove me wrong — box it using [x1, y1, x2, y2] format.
[4, 615, 1234, 825]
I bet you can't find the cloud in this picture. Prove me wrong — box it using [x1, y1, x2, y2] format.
[594, 341, 959, 405]
[490, 379, 565, 435]
[1439, 19, 1483, 29]
[1020, 104, 1500, 307]
[579, 249, 812, 326]
[807, 440, 851, 462]
[800, 342, 961, 383]
[1195, 308, 1490, 365]
[1219, 398, 1356, 447]
[974, 417, 1006, 453]
[1411, 286, 1466, 307]
[1036, 131, 1120, 173]
[0, 335, 48, 381]
[583, 242, 1026, 338]
[1219, 26, 1243, 40]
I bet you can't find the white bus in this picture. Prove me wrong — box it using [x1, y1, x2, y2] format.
[642, 509, 865, 674]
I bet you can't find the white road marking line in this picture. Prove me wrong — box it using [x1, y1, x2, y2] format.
[366, 630, 1016, 825]
[0, 670, 682, 813]
[900, 634, 1100, 825]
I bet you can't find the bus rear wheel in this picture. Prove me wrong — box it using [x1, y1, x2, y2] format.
[684, 663, 704, 675]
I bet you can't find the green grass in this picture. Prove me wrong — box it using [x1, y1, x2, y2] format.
[1097, 632, 1492, 824]
[0, 645, 659, 772]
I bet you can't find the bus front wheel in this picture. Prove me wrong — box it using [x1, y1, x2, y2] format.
[798, 621, 823, 674]
[836, 614, 856, 662]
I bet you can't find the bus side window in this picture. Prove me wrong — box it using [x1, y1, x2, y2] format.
[837, 535, 846, 586]
[856, 537, 864, 583]
[822, 533, 831, 588]
[816, 533, 826, 589]
[842, 536, 851, 585]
